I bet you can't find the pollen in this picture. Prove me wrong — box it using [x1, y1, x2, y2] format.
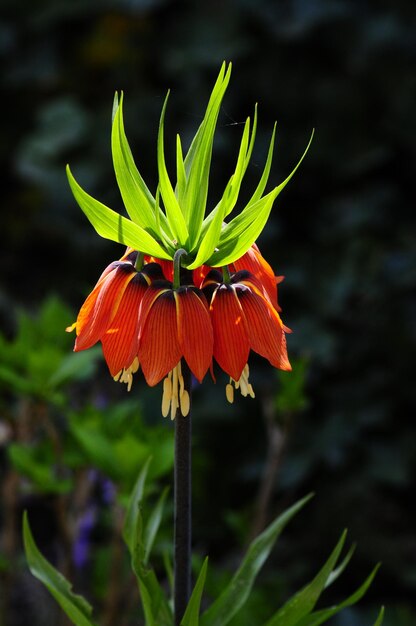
[225, 364, 255, 403]
[161, 361, 190, 420]
[113, 356, 140, 392]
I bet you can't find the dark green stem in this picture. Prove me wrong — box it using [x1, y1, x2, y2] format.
[134, 251, 145, 271]
[222, 264, 232, 283]
[173, 248, 188, 289]
[174, 360, 192, 625]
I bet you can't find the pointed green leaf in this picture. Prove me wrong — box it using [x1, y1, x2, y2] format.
[181, 558, 209, 626]
[157, 92, 189, 246]
[262, 530, 348, 626]
[207, 130, 314, 267]
[221, 109, 257, 219]
[151, 185, 175, 253]
[132, 508, 173, 625]
[138, 572, 157, 626]
[111, 91, 119, 124]
[123, 457, 151, 554]
[324, 543, 356, 589]
[154, 184, 162, 244]
[176, 133, 187, 206]
[163, 549, 174, 595]
[206, 187, 279, 267]
[143, 487, 169, 565]
[182, 63, 232, 246]
[244, 104, 258, 169]
[67, 166, 171, 259]
[246, 122, 276, 207]
[186, 112, 257, 269]
[373, 606, 385, 626]
[186, 197, 227, 269]
[196, 114, 254, 241]
[183, 62, 228, 179]
[123, 461, 173, 626]
[135, 564, 173, 626]
[295, 564, 381, 626]
[23, 512, 96, 626]
[200, 494, 314, 626]
[112, 93, 158, 231]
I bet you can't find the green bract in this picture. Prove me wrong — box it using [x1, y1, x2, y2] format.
[67, 62, 313, 269]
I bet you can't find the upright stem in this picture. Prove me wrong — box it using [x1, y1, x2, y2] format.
[174, 360, 192, 625]
[173, 249, 188, 289]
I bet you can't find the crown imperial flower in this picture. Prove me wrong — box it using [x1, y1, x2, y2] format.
[67, 63, 311, 416]
[68, 246, 291, 415]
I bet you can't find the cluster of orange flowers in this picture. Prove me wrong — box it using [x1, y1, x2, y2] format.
[67, 245, 291, 418]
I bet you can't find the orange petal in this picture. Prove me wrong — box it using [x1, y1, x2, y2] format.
[75, 264, 136, 351]
[175, 288, 213, 382]
[101, 274, 149, 376]
[210, 285, 249, 381]
[95, 260, 125, 284]
[139, 290, 181, 386]
[238, 288, 291, 371]
[137, 282, 170, 337]
[74, 266, 117, 339]
[233, 245, 280, 311]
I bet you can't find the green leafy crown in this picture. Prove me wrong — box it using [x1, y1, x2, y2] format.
[67, 62, 313, 270]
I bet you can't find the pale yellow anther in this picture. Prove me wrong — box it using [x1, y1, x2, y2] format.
[161, 362, 190, 419]
[181, 390, 190, 416]
[226, 365, 255, 403]
[114, 358, 140, 392]
[131, 357, 140, 374]
[226, 383, 234, 404]
[239, 378, 249, 397]
[162, 372, 172, 417]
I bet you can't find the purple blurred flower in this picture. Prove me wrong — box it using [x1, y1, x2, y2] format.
[72, 507, 96, 569]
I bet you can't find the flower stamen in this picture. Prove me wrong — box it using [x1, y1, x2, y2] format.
[113, 356, 140, 392]
[161, 361, 190, 419]
[225, 364, 255, 403]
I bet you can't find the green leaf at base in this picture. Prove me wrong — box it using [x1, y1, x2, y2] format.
[23, 512, 96, 626]
[123, 457, 151, 556]
[200, 494, 314, 626]
[262, 530, 348, 626]
[144, 487, 169, 565]
[295, 564, 381, 626]
[181, 558, 209, 626]
[123, 459, 173, 626]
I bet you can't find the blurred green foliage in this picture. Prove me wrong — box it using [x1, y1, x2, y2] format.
[23, 472, 383, 626]
[0, 297, 175, 624]
[0, 0, 415, 624]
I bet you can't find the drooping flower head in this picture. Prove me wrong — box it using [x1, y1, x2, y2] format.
[66, 63, 312, 416]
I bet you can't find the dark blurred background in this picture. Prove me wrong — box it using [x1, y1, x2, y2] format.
[1, 0, 415, 624]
